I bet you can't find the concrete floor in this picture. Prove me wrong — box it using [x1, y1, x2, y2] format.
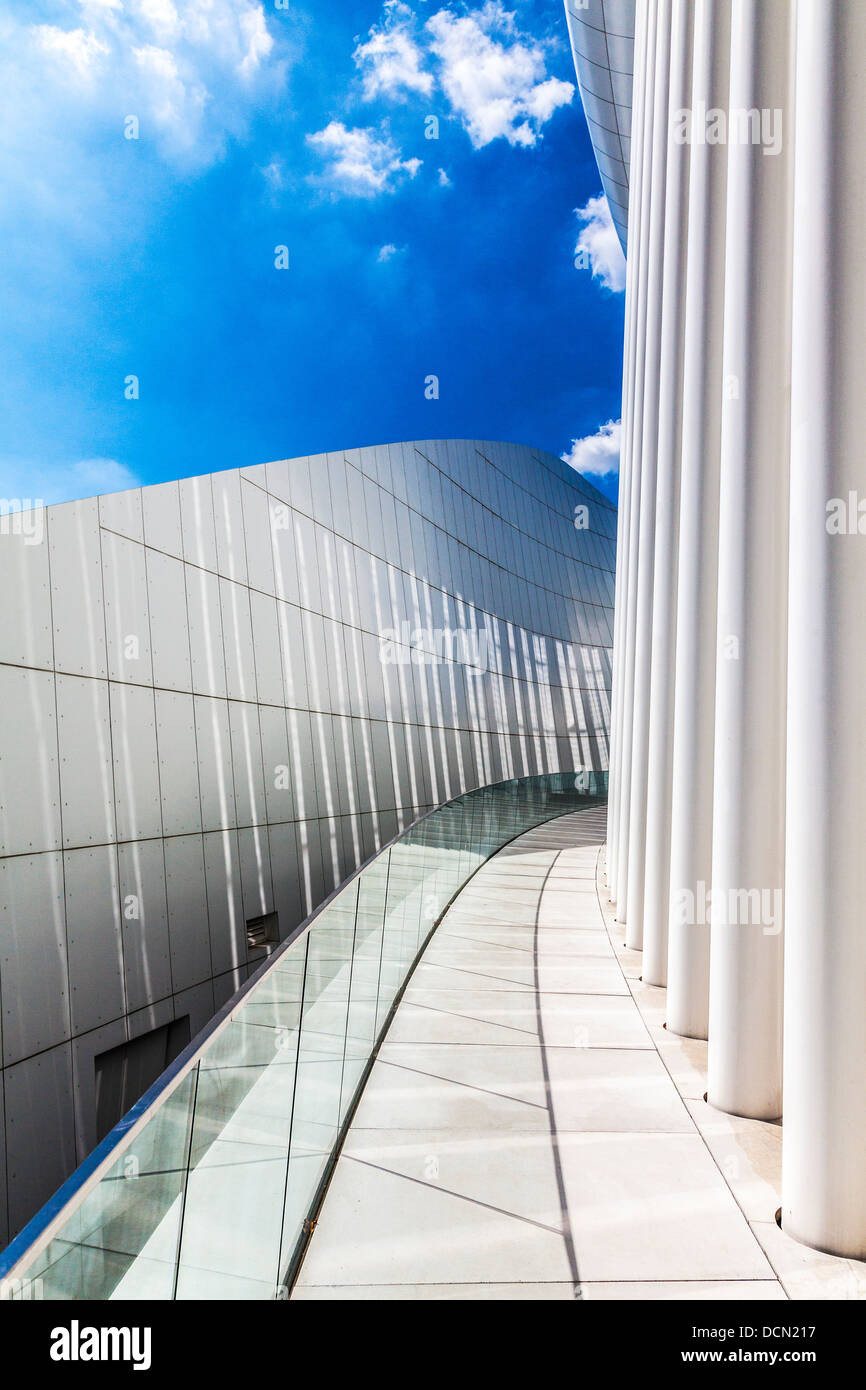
[293, 807, 866, 1300]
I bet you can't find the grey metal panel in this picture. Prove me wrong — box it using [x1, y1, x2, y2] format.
[242, 478, 275, 595]
[267, 822, 304, 942]
[142, 479, 184, 558]
[229, 700, 266, 826]
[48, 499, 106, 678]
[4, 1043, 77, 1235]
[0, 851, 69, 1065]
[194, 696, 236, 832]
[220, 577, 257, 702]
[127, 994, 174, 1041]
[155, 690, 202, 836]
[186, 563, 226, 699]
[56, 674, 116, 848]
[286, 708, 318, 818]
[101, 529, 152, 684]
[202, 829, 246, 977]
[173, 979, 215, 1039]
[237, 824, 273, 921]
[110, 682, 162, 841]
[0, 522, 53, 669]
[259, 703, 294, 823]
[271, 503, 300, 606]
[277, 601, 308, 709]
[292, 513, 321, 612]
[179, 474, 218, 572]
[163, 834, 212, 994]
[98, 487, 143, 543]
[249, 590, 284, 706]
[147, 549, 192, 692]
[565, 0, 634, 250]
[70, 1017, 127, 1160]
[117, 838, 172, 1015]
[316, 527, 340, 621]
[64, 845, 125, 1033]
[300, 609, 326, 711]
[286, 455, 313, 516]
[0, 665, 61, 856]
[212, 469, 248, 585]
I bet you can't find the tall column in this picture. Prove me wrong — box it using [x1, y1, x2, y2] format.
[666, 0, 731, 1036]
[640, 0, 693, 986]
[607, 0, 649, 899]
[782, 0, 866, 1258]
[615, 0, 659, 921]
[707, 0, 793, 1119]
[624, 0, 672, 949]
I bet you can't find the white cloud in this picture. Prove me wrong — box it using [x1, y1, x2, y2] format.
[426, 2, 573, 149]
[574, 194, 626, 291]
[308, 122, 421, 196]
[437, 167, 452, 186]
[377, 242, 406, 262]
[0, 458, 141, 509]
[354, 0, 433, 101]
[34, 25, 109, 79]
[5, 0, 283, 175]
[561, 420, 621, 477]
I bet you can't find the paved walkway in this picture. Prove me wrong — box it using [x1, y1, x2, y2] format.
[294, 807, 866, 1300]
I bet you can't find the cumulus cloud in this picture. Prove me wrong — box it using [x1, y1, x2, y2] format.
[3, 0, 283, 176]
[0, 458, 142, 509]
[561, 420, 621, 477]
[574, 194, 626, 291]
[351, 1, 573, 149]
[426, 2, 573, 149]
[308, 122, 421, 195]
[354, 0, 433, 101]
[376, 242, 406, 262]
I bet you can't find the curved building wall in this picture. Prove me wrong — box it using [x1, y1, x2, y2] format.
[0, 438, 615, 1241]
[565, 0, 636, 250]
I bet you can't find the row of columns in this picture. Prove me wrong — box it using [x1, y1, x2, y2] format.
[606, 0, 866, 1259]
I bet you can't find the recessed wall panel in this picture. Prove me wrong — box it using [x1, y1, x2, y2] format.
[56, 674, 116, 849]
[64, 845, 125, 1034]
[0, 852, 69, 1065]
[0, 665, 60, 857]
[156, 691, 202, 836]
[0, 522, 53, 669]
[163, 835, 211, 995]
[117, 838, 172, 1015]
[110, 682, 162, 842]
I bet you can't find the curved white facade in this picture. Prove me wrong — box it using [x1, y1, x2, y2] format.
[0, 438, 615, 1243]
[598, 0, 866, 1259]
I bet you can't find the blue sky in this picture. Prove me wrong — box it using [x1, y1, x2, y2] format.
[0, 0, 625, 508]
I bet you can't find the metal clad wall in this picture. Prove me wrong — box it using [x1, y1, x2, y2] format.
[0, 438, 615, 1241]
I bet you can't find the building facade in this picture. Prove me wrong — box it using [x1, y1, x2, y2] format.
[572, 0, 866, 1259]
[0, 438, 615, 1243]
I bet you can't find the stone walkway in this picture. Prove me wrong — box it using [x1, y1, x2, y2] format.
[294, 807, 866, 1300]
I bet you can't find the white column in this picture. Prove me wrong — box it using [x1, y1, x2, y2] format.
[707, 0, 793, 1119]
[615, 0, 659, 921]
[782, 0, 866, 1258]
[640, 0, 693, 986]
[666, 0, 731, 1037]
[606, 0, 649, 899]
[623, 0, 671, 949]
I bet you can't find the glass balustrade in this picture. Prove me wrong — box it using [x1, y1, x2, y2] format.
[0, 770, 606, 1301]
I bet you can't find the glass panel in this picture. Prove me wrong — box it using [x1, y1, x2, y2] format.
[1, 771, 607, 1300]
